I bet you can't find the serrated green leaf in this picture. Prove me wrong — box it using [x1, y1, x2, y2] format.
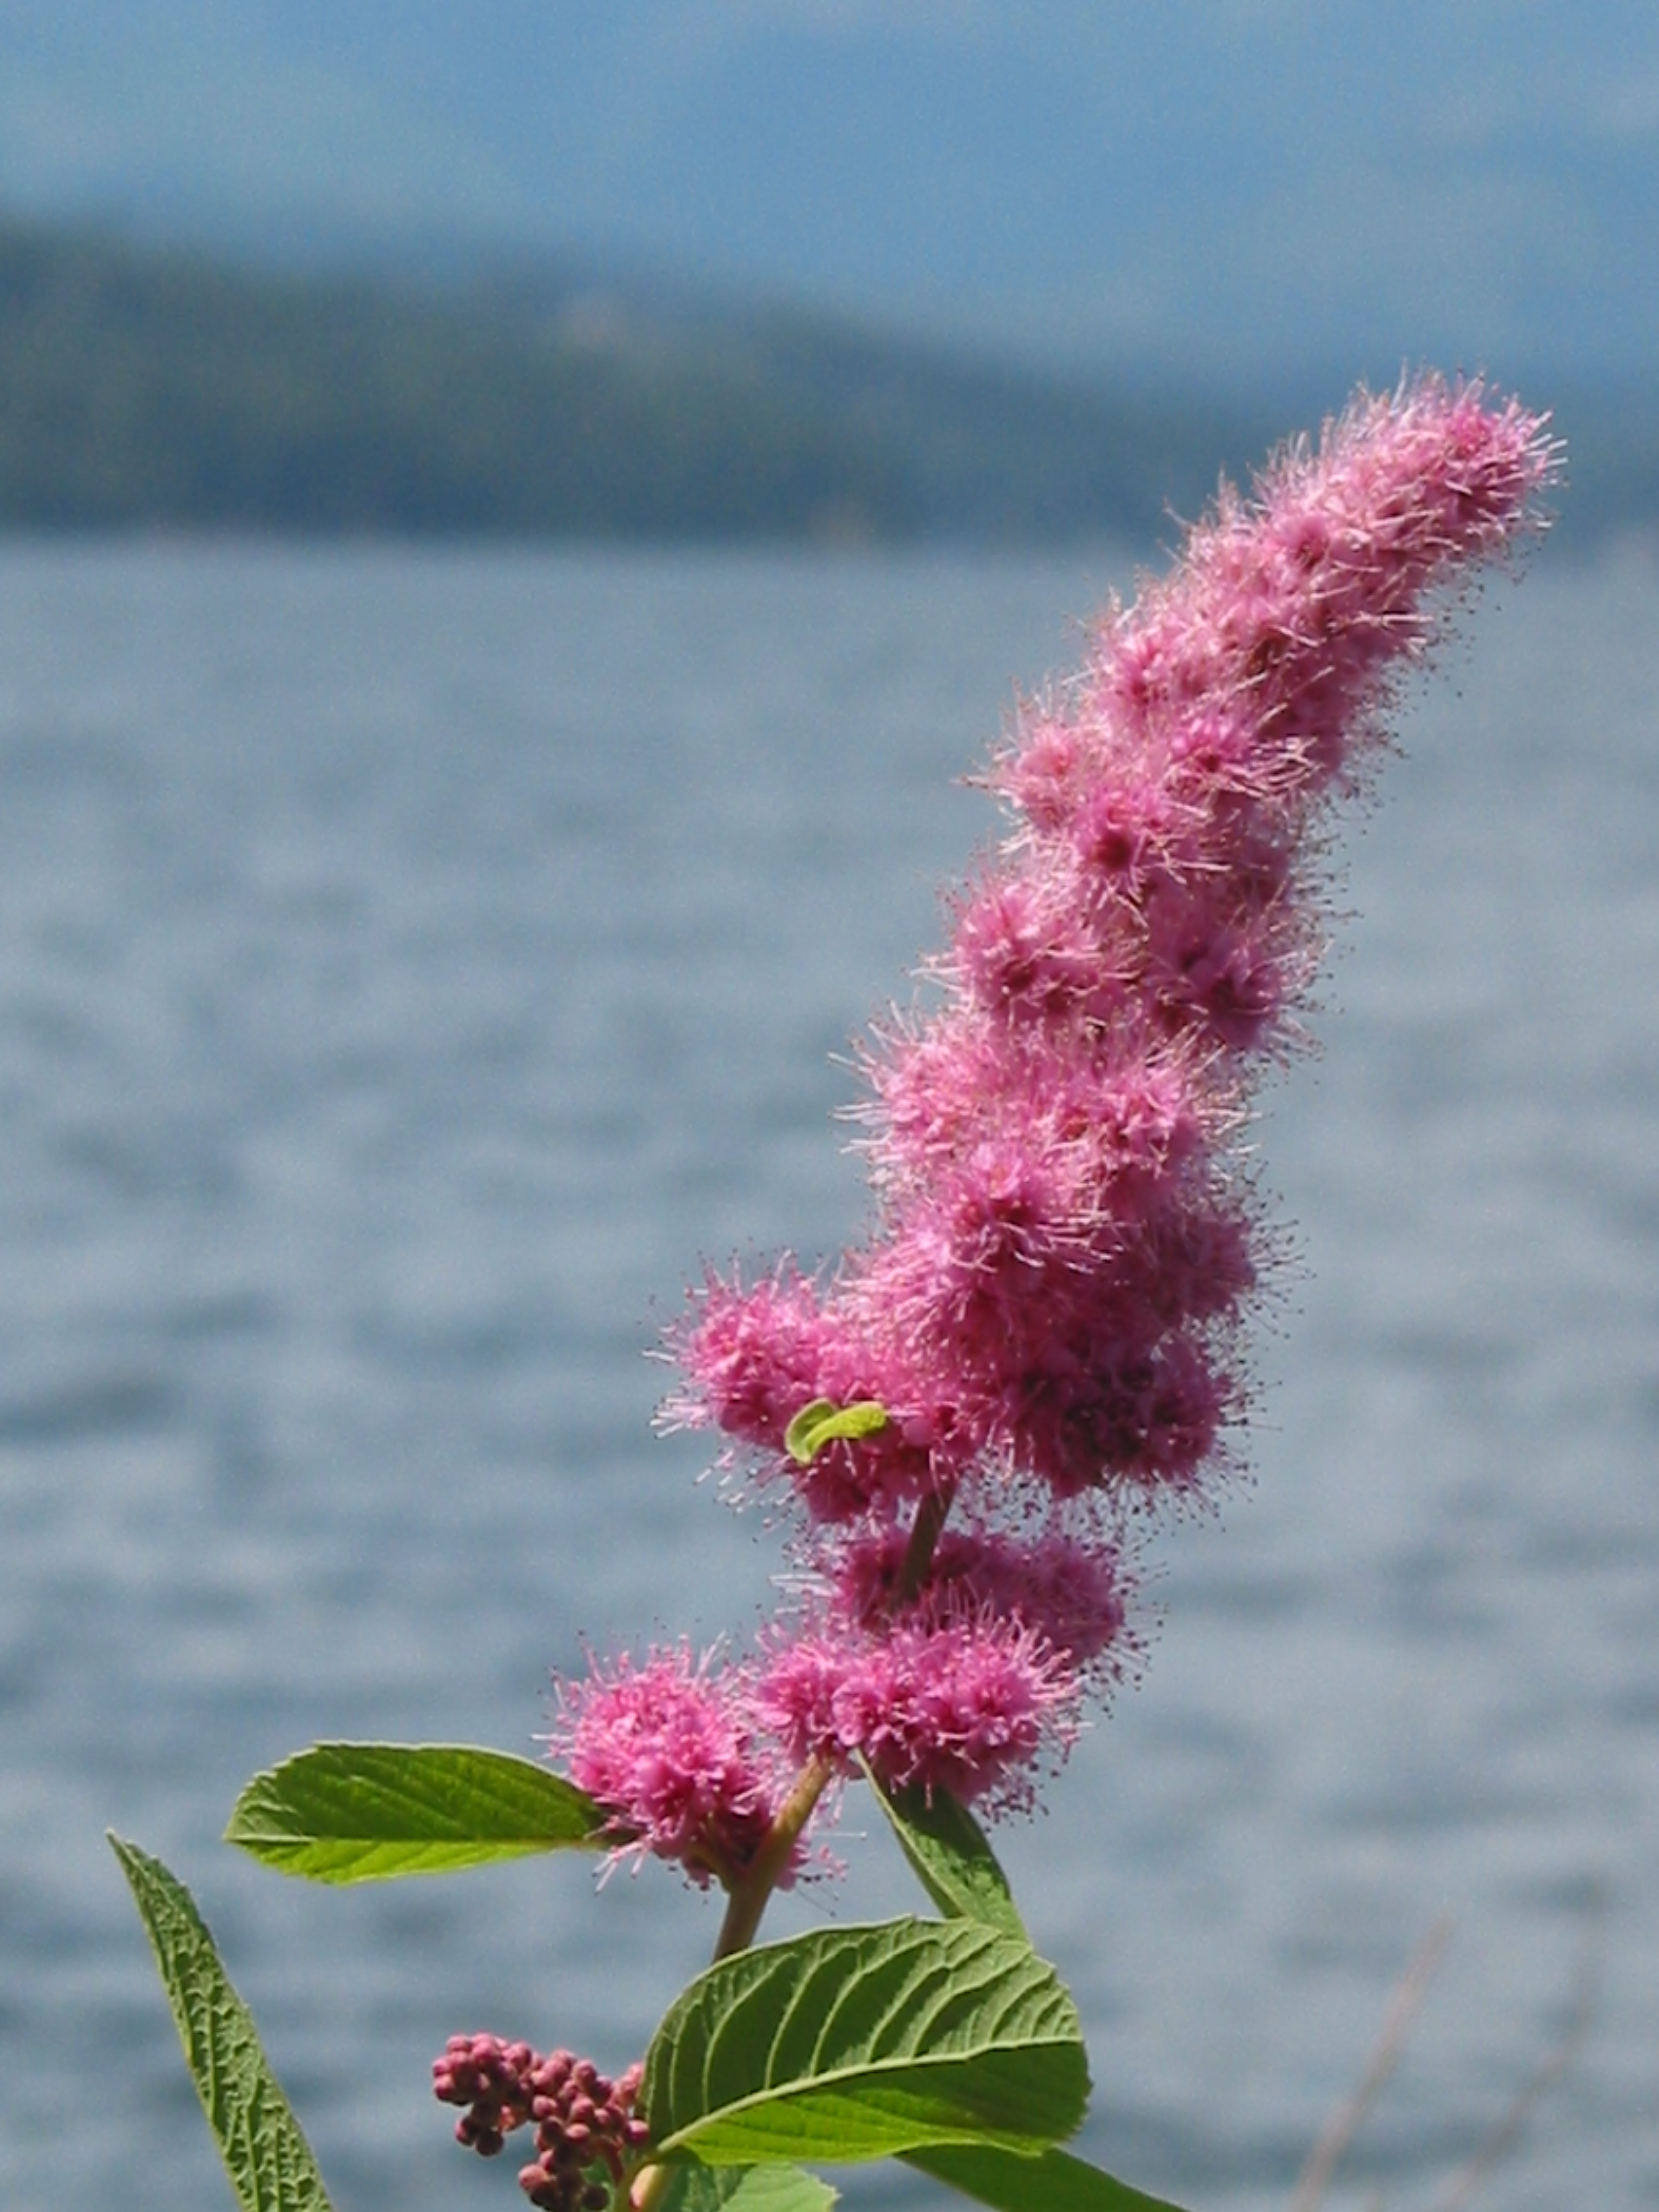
[659, 2164, 838, 2212]
[109, 1834, 335, 2212]
[225, 1743, 606, 1882]
[907, 2144, 1189, 2212]
[784, 1398, 890, 1465]
[864, 1768, 1026, 1941]
[643, 1916, 1087, 2167]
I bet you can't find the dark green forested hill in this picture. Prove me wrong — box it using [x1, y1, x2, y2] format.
[0, 217, 1267, 541]
[0, 215, 1649, 541]
[0, 220, 870, 535]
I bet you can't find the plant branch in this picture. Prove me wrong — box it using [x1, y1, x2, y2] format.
[1426, 1890, 1604, 2212]
[894, 1480, 956, 1608]
[1289, 1918, 1453, 2212]
[715, 1752, 836, 1960]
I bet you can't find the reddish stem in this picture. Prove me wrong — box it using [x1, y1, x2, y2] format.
[894, 1479, 956, 1608]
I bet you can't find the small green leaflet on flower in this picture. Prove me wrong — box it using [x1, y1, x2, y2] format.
[225, 1743, 608, 1883]
[783, 1397, 890, 1466]
[642, 1916, 1088, 2167]
[109, 1835, 336, 2212]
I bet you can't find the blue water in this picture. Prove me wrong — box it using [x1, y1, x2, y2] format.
[1, 537, 1655, 2212]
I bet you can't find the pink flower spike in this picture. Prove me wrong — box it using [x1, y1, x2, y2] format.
[1074, 377, 1556, 830]
[664, 377, 1552, 1663]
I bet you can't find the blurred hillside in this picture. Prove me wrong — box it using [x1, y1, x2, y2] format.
[0, 215, 1263, 541]
[0, 215, 1648, 543]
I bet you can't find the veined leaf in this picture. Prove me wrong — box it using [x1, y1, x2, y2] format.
[907, 2144, 1190, 2212]
[109, 1834, 335, 2212]
[643, 1916, 1087, 2167]
[784, 1398, 890, 1465]
[660, 2164, 838, 2212]
[864, 1769, 1026, 1941]
[225, 1743, 606, 1882]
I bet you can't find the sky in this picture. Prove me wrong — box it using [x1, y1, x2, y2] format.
[0, 0, 1654, 389]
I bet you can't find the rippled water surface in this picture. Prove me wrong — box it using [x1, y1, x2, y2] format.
[2, 537, 1656, 2212]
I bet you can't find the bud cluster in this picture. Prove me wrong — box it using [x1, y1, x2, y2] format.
[432, 2035, 648, 2212]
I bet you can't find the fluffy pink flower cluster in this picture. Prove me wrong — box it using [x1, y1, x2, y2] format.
[550, 1644, 784, 1888]
[553, 379, 1554, 1873]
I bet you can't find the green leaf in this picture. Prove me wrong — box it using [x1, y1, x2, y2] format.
[109, 1833, 336, 2212]
[907, 2144, 1189, 2212]
[225, 1743, 607, 1882]
[784, 1398, 890, 1465]
[864, 1768, 1027, 1941]
[643, 1916, 1088, 2167]
[659, 2164, 838, 2212]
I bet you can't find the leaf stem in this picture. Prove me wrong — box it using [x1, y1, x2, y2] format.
[894, 1479, 955, 1608]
